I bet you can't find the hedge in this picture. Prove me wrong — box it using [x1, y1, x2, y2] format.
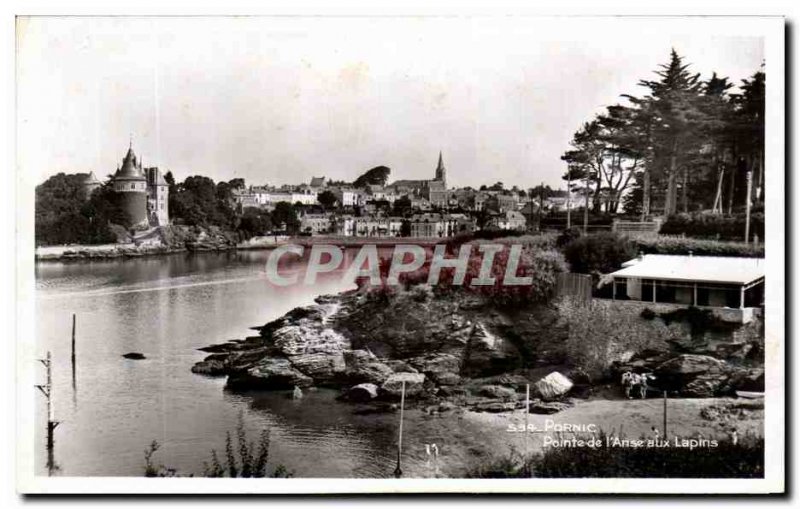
[660, 212, 764, 242]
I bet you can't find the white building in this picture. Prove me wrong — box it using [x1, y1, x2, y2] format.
[607, 254, 765, 323]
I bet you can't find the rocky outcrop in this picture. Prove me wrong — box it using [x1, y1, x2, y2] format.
[343, 350, 394, 384]
[380, 373, 426, 399]
[408, 353, 462, 386]
[478, 385, 518, 400]
[227, 357, 313, 390]
[193, 289, 535, 400]
[529, 399, 574, 414]
[654, 354, 734, 397]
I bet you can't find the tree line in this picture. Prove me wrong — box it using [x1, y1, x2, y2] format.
[561, 49, 765, 220]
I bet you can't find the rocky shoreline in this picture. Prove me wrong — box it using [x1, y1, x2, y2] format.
[35, 225, 240, 261]
[191, 285, 766, 416]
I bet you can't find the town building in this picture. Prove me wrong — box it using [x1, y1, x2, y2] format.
[409, 213, 475, 238]
[489, 210, 527, 231]
[300, 212, 335, 235]
[606, 254, 765, 324]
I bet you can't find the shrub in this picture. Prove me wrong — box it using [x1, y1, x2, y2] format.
[143, 412, 291, 477]
[562, 231, 637, 275]
[635, 236, 764, 258]
[556, 227, 582, 248]
[660, 212, 764, 242]
[364, 242, 568, 308]
[556, 298, 683, 380]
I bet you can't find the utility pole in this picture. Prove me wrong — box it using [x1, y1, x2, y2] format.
[566, 171, 572, 229]
[663, 391, 668, 440]
[525, 384, 530, 458]
[394, 380, 406, 478]
[583, 175, 590, 235]
[744, 170, 753, 244]
[36, 351, 60, 475]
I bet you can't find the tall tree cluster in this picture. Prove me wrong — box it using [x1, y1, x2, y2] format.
[562, 49, 765, 219]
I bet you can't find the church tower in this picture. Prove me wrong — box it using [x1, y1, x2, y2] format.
[435, 151, 447, 188]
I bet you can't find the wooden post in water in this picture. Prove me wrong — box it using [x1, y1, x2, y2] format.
[71, 314, 76, 367]
[663, 390, 668, 439]
[36, 351, 60, 474]
[394, 380, 406, 478]
[71, 314, 77, 406]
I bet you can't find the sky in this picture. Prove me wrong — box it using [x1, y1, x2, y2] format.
[17, 17, 764, 190]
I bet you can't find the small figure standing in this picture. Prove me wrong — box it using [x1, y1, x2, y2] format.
[292, 385, 303, 400]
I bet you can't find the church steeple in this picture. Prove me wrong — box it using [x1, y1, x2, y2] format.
[435, 150, 446, 185]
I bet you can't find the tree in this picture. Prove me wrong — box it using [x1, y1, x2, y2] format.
[317, 190, 338, 209]
[170, 175, 237, 228]
[391, 196, 412, 216]
[271, 202, 300, 234]
[353, 166, 391, 189]
[731, 69, 765, 206]
[237, 207, 273, 239]
[635, 49, 704, 215]
[35, 173, 122, 245]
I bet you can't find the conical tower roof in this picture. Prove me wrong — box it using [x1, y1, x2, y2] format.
[114, 144, 145, 181]
[83, 171, 101, 185]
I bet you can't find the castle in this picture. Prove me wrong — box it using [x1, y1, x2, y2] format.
[83, 143, 169, 228]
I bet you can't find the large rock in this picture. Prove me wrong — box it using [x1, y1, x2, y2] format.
[654, 354, 733, 397]
[385, 360, 419, 374]
[529, 400, 574, 415]
[343, 349, 394, 384]
[288, 351, 346, 381]
[273, 325, 350, 356]
[461, 323, 520, 377]
[380, 372, 426, 399]
[191, 356, 228, 375]
[730, 368, 765, 393]
[348, 383, 379, 402]
[408, 353, 462, 386]
[227, 357, 313, 390]
[478, 385, 518, 400]
[532, 372, 573, 401]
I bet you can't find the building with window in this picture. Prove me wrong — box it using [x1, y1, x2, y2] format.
[607, 254, 765, 323]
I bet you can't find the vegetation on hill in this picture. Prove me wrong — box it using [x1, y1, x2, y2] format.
[352, 165, 391, 188]
[35, 173, 125, 245]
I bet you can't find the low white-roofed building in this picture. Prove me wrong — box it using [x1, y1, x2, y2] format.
[607, 254, 765, 323]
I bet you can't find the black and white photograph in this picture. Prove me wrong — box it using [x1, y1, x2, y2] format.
[10, 10, 785, 496]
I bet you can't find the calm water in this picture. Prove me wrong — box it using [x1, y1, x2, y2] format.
[34, 250, 444, 478]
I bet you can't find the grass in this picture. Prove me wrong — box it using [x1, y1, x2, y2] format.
[144, 412, 292, 478]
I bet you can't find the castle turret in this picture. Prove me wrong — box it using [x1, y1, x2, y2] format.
[112, 144, 148, 227]
[81, 171, 101, 200]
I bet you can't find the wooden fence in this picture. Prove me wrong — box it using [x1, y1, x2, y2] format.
[612, 219, 663, 235]
[555, 273, 593, 302]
